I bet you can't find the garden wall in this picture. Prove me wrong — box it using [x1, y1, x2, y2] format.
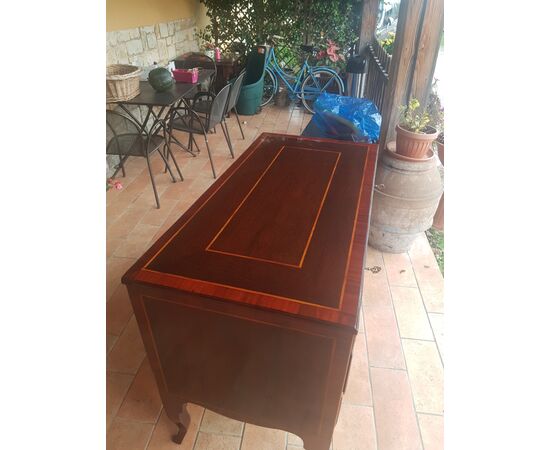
[106, 17, 199, 176]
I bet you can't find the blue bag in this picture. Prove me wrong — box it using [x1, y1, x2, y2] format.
[312, 93, 382, 143]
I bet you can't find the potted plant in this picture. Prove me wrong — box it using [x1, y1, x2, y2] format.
[395, 98, 439, 159]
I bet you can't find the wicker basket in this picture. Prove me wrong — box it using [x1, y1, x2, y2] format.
[106, 64, 141, 103]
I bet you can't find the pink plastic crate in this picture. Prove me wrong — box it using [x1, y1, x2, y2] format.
[172, 68, 199, 83]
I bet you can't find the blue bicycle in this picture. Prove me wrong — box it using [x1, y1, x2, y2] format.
[261, 36, 345, 113]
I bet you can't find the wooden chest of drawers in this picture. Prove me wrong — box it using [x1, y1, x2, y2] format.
[123, 133, 378, 449]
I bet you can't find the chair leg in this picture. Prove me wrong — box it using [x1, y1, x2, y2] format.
[233, 109, 245, 139]
[192, 134, 200, 153]
[157, 149, 177, 183]
[221, 120, 235, 158]
[188, 133, 193, 152]
[119, 154, 126, 177]
[145, 154, 161, 209]
[203, 136, 217, 179]
[166, 146, 184, 181]
[164, 127, 172, 174]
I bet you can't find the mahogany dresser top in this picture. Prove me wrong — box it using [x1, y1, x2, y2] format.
[123, 133, 378, 330]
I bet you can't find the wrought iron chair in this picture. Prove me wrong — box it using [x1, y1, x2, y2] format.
[106, 110, 183, 209]
[174, 52, 217, 97]
[166, 84, 233, 179]
[192, 70, 246, 140]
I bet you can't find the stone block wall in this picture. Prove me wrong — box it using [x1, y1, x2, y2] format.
[106, 18, 199, 177]
[106, 17, 198, 67]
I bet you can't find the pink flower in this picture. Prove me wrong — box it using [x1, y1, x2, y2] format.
[317, 50, 326, 59]
[329, 53, 339, 63]
[107, 178, 123, 190]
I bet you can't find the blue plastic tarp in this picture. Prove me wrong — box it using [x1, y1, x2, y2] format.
[312, 93, 382, 143]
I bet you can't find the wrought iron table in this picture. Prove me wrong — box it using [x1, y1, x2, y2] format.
[122, 133, 378, 450]
[115, 69, 214, 157]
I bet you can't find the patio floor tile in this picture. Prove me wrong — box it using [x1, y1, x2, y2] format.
[240, 424, 287, 450]
[287, 433, 304, 446]
[363, 293, 406, 370]
[107, 315, 146, 374]
[106, 284, 133, 336]
[200, 410, 244, 436]
[193, 432, 242, 450]
[401, 339, 444, 414]
[418, 286, 444, 314]
[332, 403, 377, 450]
[107, 333, 118, 354]
[117, 358, 163, 423]
[140, 199, 179, 226]
[343, 332, 372, 406]
[106, 256, 137, 302]
[371, 367, 423, 450]
[113, 223, 160, 259]
[391, 286, 434, 340]
[107, 371, 134, 430]
[417, 413, 444, 450]
[382, 252, 418, 287]
[147, 406, 204, 450]
[428, 313, 444, 363]
[107, 418, 154, 450]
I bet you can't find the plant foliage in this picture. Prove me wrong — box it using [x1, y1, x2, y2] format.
[379, 31, 395, 55]
[398, 98, 432, 134]
[196, 0, 363, 72]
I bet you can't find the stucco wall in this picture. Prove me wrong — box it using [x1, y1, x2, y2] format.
[107, 0, 198, 32]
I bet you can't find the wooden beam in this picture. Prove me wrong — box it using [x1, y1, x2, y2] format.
[379, 0, 444, 151]
[411, 0, 444, 108]
[359, 0, 380, 52]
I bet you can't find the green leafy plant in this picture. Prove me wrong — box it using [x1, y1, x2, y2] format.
[196, 0, 362, 71]
[399, 98, 432, 133]
[379, 32, 395, 55]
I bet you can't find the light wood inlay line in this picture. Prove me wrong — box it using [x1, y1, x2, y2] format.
[206, 145, 341, 268]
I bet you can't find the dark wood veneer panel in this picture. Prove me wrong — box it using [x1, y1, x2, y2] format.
[208, 145, 339, 267]
[144, 296, 333, 430]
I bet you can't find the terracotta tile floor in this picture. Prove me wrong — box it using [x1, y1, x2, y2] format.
[106, 103, 444, 450]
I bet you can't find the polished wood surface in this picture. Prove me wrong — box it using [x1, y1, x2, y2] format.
[124, 133, 377, 329]
[123, 133, 378, 450]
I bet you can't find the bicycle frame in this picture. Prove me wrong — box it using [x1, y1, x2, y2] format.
[265, 46, 314, 100]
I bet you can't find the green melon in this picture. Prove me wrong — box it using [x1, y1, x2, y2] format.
[148, 67, 174, 92]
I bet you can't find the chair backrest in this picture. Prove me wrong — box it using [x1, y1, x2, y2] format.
[206, 84, 231, 129]
[226, 70, 246, 112]
[106, 110, 143, 156]
[175, 52, 217, 92]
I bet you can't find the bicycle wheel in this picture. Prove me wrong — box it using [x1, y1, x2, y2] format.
[300, 69, 344, 113]
[261, 68, 277, 107]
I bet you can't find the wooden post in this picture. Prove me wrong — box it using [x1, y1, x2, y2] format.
[358, 0, 380, 52]
[379, 0, 444, 151]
